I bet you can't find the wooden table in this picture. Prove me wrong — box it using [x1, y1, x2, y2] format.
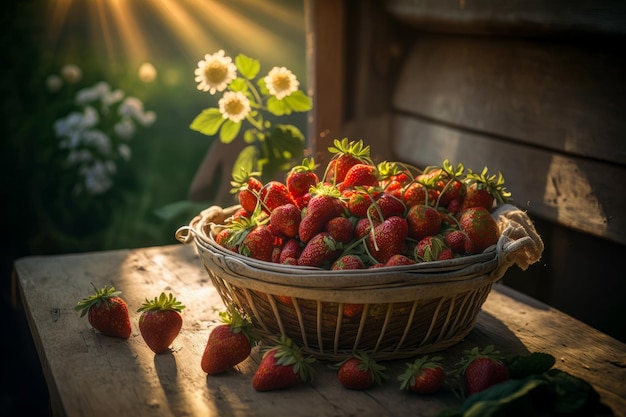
[13, 244, 626, 417]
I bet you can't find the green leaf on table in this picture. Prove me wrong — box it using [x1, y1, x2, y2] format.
[543, 369, 598, 414]
[504, 352, 555, 379]
[190, 108, 224, 136]
[235, 54, 260, 80]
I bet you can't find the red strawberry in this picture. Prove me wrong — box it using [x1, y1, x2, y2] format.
[367, 192, 406, 222]
[269, 203, 301, 238]
[343, 303, 364, 318]
[324, 138, 373, 184]
[230, 169, 262, 214]
[461, 167, 511, 211]
[240, 224, 275, 262]
[325, 216, 355, 244]
[458, 207, 500, 254]
[201, 306, 256, 375]
[331, 254, 365, 270]
[285, 157, 319, 201]
[260, 181, 296, 213]
[298, 185, 345, 242]
[403, 182, 428, 207]
[354, 217, 376, 239]
[414, 236, 446, 262]
[297, 232, 340, 267]
[399, 355, 445, 394]
[444, 230, 466, 254]
[337, 351, 387, 390]
[347, 188, 377, 218]
[367, 216, 408, 264]
[385, 254, 416, 266]
[406, 204, 442, 241]
[279, 238, 302, 263]
[74, 284, 131, 339]
[137, 292, 185, 354]
[456, 345, 509, 395]
[437, 247, 455, 260]
[340, 163, 378, 189]
[252, 336, 316, 391]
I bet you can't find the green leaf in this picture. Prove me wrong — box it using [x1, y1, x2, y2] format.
[228, 77, 248, 93]
[257, 77, 269, 95]
[544, 369, 596, 414]
[259, 124, 305, 179]
[243, 129, 264, 144]
[235, 54, 260, 80]
[189, 108, 224, 136]
[283, 90, 313, 112]
[504, 352, 555, 379]
[231, 145, 260, 179]
[266, 96, 290, 116]
[219, 119, 242, 143]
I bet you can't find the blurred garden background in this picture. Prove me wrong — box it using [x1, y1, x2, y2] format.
[1, 0, 307, 415]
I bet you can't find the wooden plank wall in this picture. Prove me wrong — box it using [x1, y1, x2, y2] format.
[306, 0, 626, 341]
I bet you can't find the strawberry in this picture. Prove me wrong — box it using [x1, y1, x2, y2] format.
[279, 238, 302, 263]
[240, 224, 275, 262]
[298, 185, 345, 242]
[385, 254, 416, 266]
[340, 163, 378, 190]
[354, 217, 376, 239]
[367, 192, 406, 222]
[201, 306, 256, 375]
[260, 180, 296, 213]
[343, 303, 364, 318]
[285, 157, 319, 201]
[433, 160, 466, 209]
[414, 236, 446, 262]
[336, 351, 387, 390]
[269, 203, 301, 238]
[437, 247, 455, 260]
[444, 230, 466, 254]
[455, 345, 509, 396]
[297, 232, 340, 267]
[252, 336, 316, 391]
[324, 216, 355, 244]
[406, 204, 442, 241]
[74, 284, 132, 339]
[331, 254, 365, 270]
[399, 355, 445, 394]
[230, 168, 262, 214]
[403, 182, 428, 207]
[461, 167, 511, 211]
[367, 216, 408, 264]
[324, 138, 373, 184]
[458, 207, 500, 254]
[347, 188, 377, 218]
[137, 292, 185, 354]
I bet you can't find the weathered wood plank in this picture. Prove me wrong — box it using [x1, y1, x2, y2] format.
[14, 244, 626, 417]
[385, 0, 626, 36]
[392, 115, 626, 245]
[392, 34, 626, 166]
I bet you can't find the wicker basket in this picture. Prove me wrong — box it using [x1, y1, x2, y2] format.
[176, 204, 543, 361]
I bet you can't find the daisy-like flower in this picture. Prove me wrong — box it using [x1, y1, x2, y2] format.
[218, 91, 251, 123]
[264, 66, 299, 100]
[195, 50, 237, 94]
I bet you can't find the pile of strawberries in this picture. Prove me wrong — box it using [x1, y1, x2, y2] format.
[217, 138, 511, 270]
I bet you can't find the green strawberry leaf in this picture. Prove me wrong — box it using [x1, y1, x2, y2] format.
[504, 352, 555, 379]
[235, 54, 260, 80]
[283, 90, 313, 112]
[190, 108, 224, 136]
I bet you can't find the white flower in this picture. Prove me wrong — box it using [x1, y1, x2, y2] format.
[114, 118, 136, 139]
[264, 66, 299, 100]
[54, 106, 99, 148]
[46, 75, 63, 92]
[61, 64, 82, 84]
[118, 97, 155, 126]
[82, 129, 113, 156]
[75, 82, 124, 114]
[118, 143, 132, 161]
[67, 149, 93, 165]
[195, 50, 237, 94]
[79, 160, 115, 195]
[218, 91, 251, 123]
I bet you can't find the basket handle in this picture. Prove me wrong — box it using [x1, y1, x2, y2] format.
[491, 204, 545, 278]
[175, 205, 241, 244]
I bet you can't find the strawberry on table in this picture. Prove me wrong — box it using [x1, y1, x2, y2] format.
[201, 306, 256, 375]
[399, 355, 445, 394]
[74, 284, 132, 339]
[455, 345, 509, 396]
[137, 292, 186, 354]
[252, 336, 316, 392]
[336, 351, 387, 390]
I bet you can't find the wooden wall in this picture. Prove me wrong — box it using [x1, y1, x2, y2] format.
[306, 0, 626, 341]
